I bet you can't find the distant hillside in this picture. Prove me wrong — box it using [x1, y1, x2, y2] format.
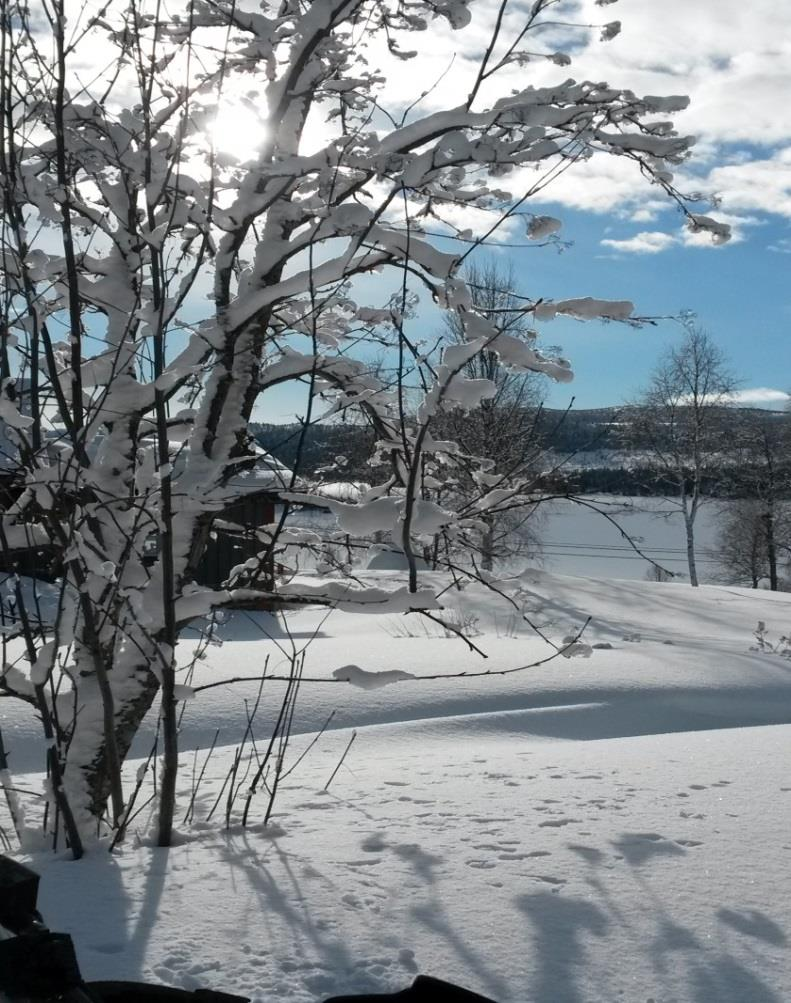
[251, 422, 378, 480]
[252, 406, 790, 496]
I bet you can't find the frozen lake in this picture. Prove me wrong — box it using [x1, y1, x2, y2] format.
[293, 494, 735, 585]
[526, 496, 727, 583]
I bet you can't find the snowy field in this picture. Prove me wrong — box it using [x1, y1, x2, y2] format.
[4, 567, 791, 1002]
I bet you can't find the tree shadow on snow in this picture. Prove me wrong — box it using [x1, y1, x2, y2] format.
[717, 907, 787, 946]
[611, 832, 686, 867]
[37, 846, 167, 982]
[516, 891, 609, 1003]
[182, 609, 327, 643]
[525, 833, 788, 1003]
[522, 578, 791, 655]
[348, 682, 791, 745]
[212, 830, 414, 998]
[215, 826, 510, 1001]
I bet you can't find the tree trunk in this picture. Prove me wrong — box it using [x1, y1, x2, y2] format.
[683, 513, 699, 587]
[61, 653, 160, 837]
[764, 509, 778, 591]
[481, 517, 495, 573]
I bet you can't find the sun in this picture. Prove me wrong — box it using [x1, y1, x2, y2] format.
[211, 102, 268, 160]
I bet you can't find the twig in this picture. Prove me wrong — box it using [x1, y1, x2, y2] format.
[324, 731, 357, 792]
[281, 709, 336, 780]
[193, 627, 592, 691]
[183, 728, 220, 825]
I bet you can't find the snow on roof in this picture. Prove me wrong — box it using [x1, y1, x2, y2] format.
[314, 481, 371, 503]
[223, 444, 291, 495]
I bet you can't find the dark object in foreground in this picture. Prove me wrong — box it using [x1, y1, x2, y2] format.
[0, 855, 497, 1002]
[324, 975, 495, 1001]
[0, 854, 43, 932]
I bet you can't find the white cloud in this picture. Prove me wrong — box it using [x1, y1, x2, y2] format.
[600, 211, 756, 255]
[630, 207, 660, 223]
[728, 388, 790, 406]
[700, 149, 791, 217]
[522, 153, 670, 216]
[383, 1, 791, 228]
[601, 230, 677, 254]
[572, 1, 791, 146]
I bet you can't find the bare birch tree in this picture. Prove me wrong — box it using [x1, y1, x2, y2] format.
[631, 325, 737, 586]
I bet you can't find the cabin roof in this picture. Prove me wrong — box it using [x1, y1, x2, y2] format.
[222, 444, 291, 496]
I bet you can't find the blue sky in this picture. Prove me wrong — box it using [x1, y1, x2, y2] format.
[381, 0, 791, 416]
[255, 0, 791, 421]
[512, 202, 791, 410]
[257, 197, 791, 421]
[500, 0, 791, 411]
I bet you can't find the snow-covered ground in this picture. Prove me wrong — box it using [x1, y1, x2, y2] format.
[4, 570, 791, 1002]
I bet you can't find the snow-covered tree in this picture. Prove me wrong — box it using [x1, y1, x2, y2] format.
[0, 0, 726, 851]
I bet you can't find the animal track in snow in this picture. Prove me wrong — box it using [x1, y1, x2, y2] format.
[530, 874, 566, 885]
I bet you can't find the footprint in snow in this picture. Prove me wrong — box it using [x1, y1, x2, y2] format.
[398, 949, 419, 973]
